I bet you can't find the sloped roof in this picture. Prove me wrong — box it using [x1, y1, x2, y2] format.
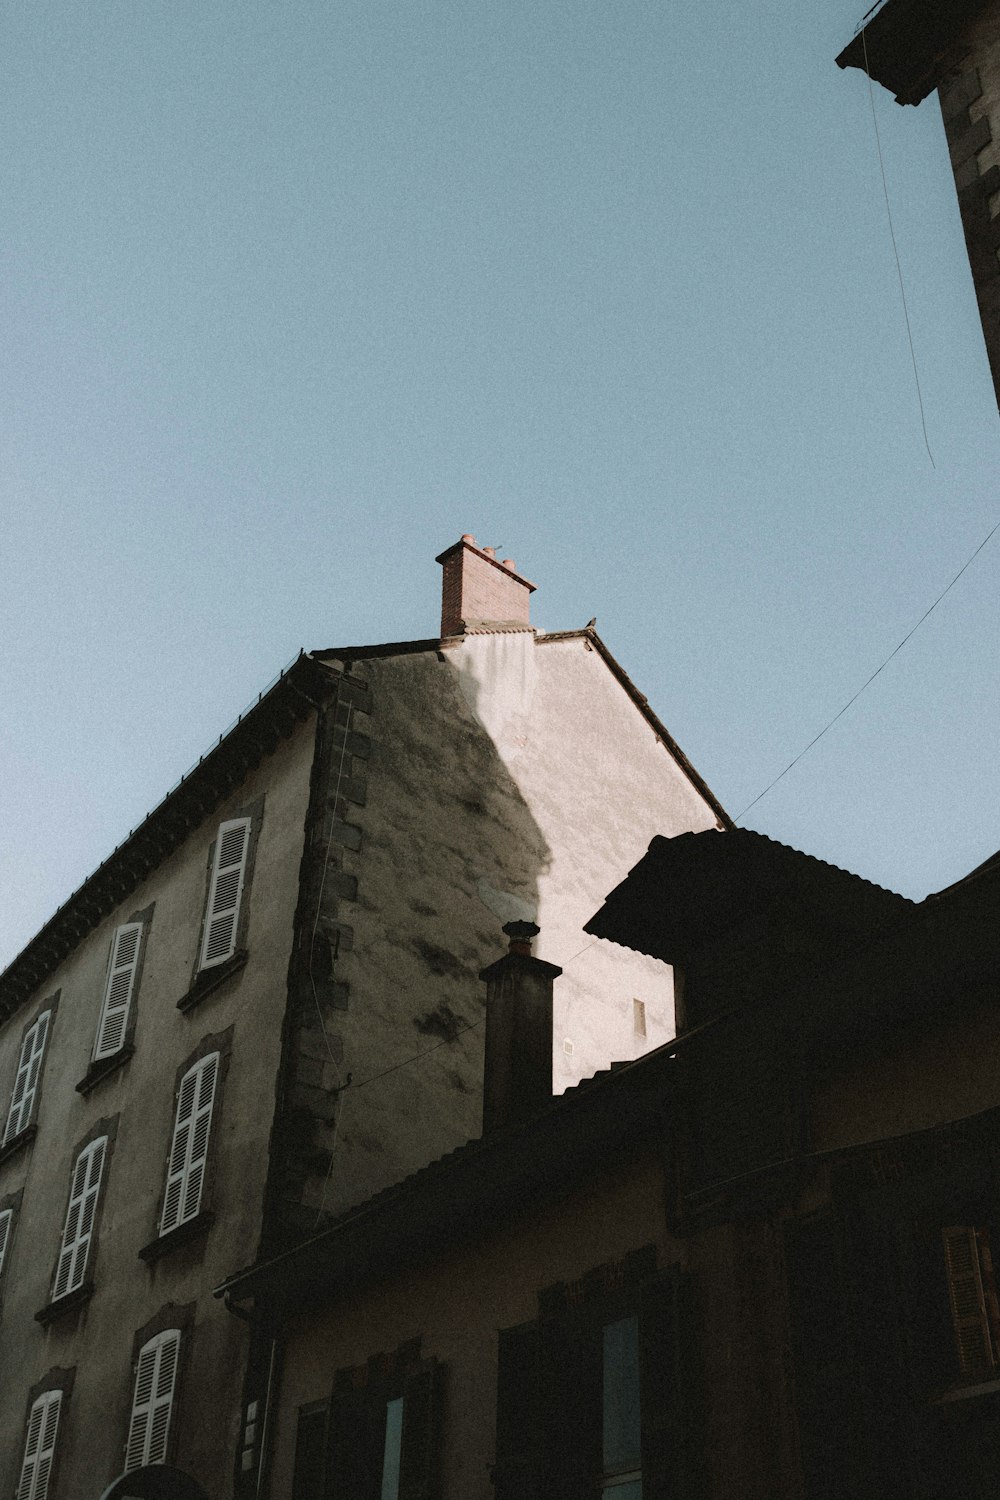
[586, 828, 913, 964]
[836, 0, 988, 105]
[1, 626, 730, 1021]
[216, 1038, 676, 1314]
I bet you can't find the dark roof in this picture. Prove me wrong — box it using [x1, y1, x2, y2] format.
[586, 828, 913, 963]
[836, 0, 989, 105]
[216, 1042, 676, 1315]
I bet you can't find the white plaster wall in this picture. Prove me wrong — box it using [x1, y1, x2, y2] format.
[322, 633, 720, 1216]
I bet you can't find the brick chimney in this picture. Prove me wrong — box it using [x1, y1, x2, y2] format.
[435, 534, 536, 638]
[480, 922, 561, 1134]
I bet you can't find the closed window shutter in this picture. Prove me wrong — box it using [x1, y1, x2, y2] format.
[161, 1054, 219, 1234]
[0, 1208, 13, 1278]
[16, 1390, 61, 1500]
[94, 923, 143, 1060]
[4, 1012, 51, 1144]
[495, 1322, 543, 1500]
[326, 1378, 383, 1500]
[943, 1226, 997, 1378]
[639, 1270, 683, 1500]
[199, 818, 251, 970]
[52, 1137, 107, 1300]
[398, 1361, 444, 1500]
[125, 1329, 181, 1470]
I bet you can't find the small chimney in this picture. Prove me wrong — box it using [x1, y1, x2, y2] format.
[435, 534, 537, 638]
[480, 922, 561, 1133]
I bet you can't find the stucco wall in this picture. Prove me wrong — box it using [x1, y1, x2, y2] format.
[0, 721, 314, 1498]
[269, 1152, 671, 1500]
[297, 633, 719, 1219]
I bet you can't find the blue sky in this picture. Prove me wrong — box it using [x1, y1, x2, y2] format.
[2, 0, 998, 966]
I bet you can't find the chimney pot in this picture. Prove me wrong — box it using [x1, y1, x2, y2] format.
[502, 558, 515, 571]
[482, 546, 496, 558]
[461, 533, 476, 544]
[480, 926, 561, 1134]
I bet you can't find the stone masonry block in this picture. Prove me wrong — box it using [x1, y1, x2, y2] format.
[329, 820, 362, 851]
[940, 68, 982, 123]
[949, 114, 991, 170]
[955, 157, 982, 193]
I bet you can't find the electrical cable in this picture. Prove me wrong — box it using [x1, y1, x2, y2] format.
[735, 513, 1000, 821]
[862, 24, 935, 469]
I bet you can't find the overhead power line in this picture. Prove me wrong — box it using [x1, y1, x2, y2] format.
[736, 515, 1000, 821]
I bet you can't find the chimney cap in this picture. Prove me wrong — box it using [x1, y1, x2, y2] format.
[502, 919, 540, 956]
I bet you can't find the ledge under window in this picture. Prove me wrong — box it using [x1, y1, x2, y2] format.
[935, 1376, 1000, 1405]
[0, 1123, 37, 1167]
[75, 1045, 134, 1096]
[138, 1209, 214, 1264]
[35, 1281, 94, 1326]
[177, 951, 248, 1013]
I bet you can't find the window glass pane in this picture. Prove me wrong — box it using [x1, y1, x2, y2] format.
[380, 1396, 404, 1500]
[603, 1315, 641, 1474]
[602, 1480, 643, 1500]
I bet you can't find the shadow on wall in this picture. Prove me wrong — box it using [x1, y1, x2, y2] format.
[274, 634, 553, 1238]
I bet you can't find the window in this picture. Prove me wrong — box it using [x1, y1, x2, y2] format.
[602, 1316, 642, 1497]
[52, 1137, 107, 1300]
[4, 1010, 52, 1145]
[494, 1256, 680, 1500]
[632, 1000, 646, 1040]
[199, 818, 251, 971]
[942, 1224, 1000, 1381]
[16, 1390, 62, 1500]
[161, 1053, 218, 1234]
[93, 923, 143, 1061]
[125, 1329, 181, 1469]
[324, 1354, 443, 1498]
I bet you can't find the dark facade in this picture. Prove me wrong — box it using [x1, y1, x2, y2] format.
[224, 830, 1000, 1498]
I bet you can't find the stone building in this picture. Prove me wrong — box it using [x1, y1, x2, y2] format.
[0, 536, 728, 1498]
[837, 0, 1000, 413]
[224, 829, 1000, 1500]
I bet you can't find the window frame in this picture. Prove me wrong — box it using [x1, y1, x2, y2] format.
[92, 920, 145, 1062]
[125, 1328, 182, 1471]
[198, 816, 253, 973]
[16, 1389, 63, 1500]
[51, 1136, 108, 1302]
[3, 999, 57, 1149]
[160, 1052, 219, 1235]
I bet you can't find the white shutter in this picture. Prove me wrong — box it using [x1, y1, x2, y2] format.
[199, 818, 251, 970]
[4, 1011, 51, 1145]
[52, 1137, 107, 1300]
[125, 1329, 181, 1470]
[0, 1208, 12, 1278]
[94, 923, 143, 1060]
[160, 1054, 219, 1234]
[16, 1390, 61, 1500]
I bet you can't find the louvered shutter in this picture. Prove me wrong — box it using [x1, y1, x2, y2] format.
[160, 1053, 219, 1234]
[125, 1329, 181, 1469]
[0, 1208, 13, 1278]
[16, 1390, 61, 1500]
[398, 1361, 444, 1500]
[494, 1322, 543, 1500]
[199, 818, 251, 970]
[943, 1226, 996, 1378]
[538, 1312, 601, 1500]
[326, 1378, 382, 1500]
[639, 1270, 684, 1500]
[52, 1137, 107, 1300]
[94, 923, 142, 1060]
[4, 1012, 51, 1144]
